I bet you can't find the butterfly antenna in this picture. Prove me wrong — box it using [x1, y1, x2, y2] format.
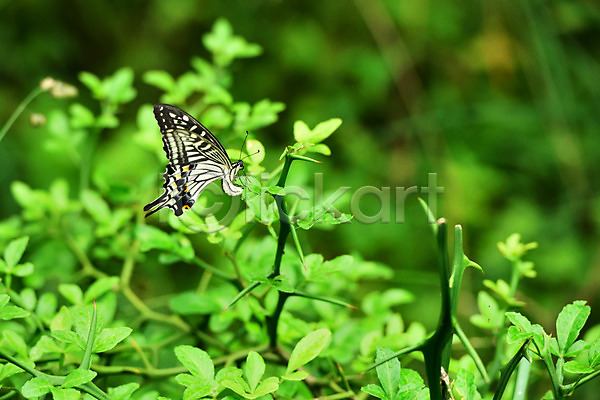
[240, 149, 260, 162]
[239, 131, 249, 160]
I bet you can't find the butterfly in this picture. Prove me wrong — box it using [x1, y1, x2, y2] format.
[144, 104, 244, 217]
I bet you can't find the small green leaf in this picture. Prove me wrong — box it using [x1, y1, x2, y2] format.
[13, 262, 34, 277]
[51, 331, 76, 344]
[170, 291, 222, 315]
[308, 118, 342, 143]
[203, 18, 262, 66]
[282, 370, 309, 381]
[4, 236, 29, 267]
[81, 190, 111, 224]
[246, 139, 265, 164]
[588, 340, 600, 368]
[453, 369, 481, 400]
[107, 382, 140, 400]
[3, 330, 27, 358]
[59, 283, 83, 305]
[252, 376, 279, 398]
[374, 347, 401, 400]
[62, 369, 97, 388]
[0, 363, 22, 381]
[287, 328, 331, 374]
[51, 387, 81, 400]
[50, 306, 72, 331]
[361, 384, 388, 400]
[556, 300, 590, 356]
[20, 288, 36, 310]
[175, 345, 215, 380]
[497, 234, 538, 261]
[293, 121, 311, 143]
[69, 103, 95, 128]
[143, 70, 176, 91]
[307, 143, 331, 155]
[0, 294, 10, 308]
[21, 377, 53, 397]
[244, 351, 265, 392]
[79, 72, 103, 98]
[563, 360, 594, 374]
[0, 304, 29, 320]
[84, 276, 119, 303]
[94, 327, 133, 353]
[36, 292, 58, 321]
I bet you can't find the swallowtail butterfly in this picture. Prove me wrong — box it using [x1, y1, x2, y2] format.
[144, 104, 244, 217]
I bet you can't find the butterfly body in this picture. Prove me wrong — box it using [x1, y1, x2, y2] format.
[144, 104, 244, 217]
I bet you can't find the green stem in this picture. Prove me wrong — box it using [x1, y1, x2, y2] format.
[0, 86, 45, 144]
[265, 154, 295, 348]
[454, 322, 489, 383]
[422, 219, 452, 400]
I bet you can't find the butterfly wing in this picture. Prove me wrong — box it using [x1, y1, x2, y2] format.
[144, 104, 243, 217]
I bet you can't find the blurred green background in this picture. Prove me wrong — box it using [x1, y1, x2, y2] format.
[2, 0, 600, 354]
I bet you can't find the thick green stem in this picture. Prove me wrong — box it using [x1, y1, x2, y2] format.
[266, 155, 295, 348]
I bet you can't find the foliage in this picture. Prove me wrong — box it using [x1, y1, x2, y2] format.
[1, 10, 600, 400]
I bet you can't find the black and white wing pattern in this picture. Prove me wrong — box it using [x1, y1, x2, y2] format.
[144, 104, 244, 217]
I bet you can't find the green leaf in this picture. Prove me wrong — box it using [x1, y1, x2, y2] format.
[94, 327, 133, 353]
[309, 118, 342, 143]
[107, 383, 140, 400]
[21, 288, 36, 311]
[50, 387, 81, 400]
[374, 347, 401, 400]
[0, 363, 23, 381]
[51, 306, 73, 331]
[62, 369, 97, 388]
[175, 373, 218, 399]
[0, 304, 29, 320]
[307, 143, 331, 156]
[203, 18, 262, 66]
[0, 295, 10, 309]
[143, 70, 176, 91]
[105, 67, 137, 104]
[84, 276, 119, 303]
[81, 190, 111, 224]
[36, 292, 58, 321]
[52, 330, 77, 344]
[262, 275, 295, 293]
[59, 283, 83, 305]
[13, 262, 34, 277]
[175, 345, 215, 380]
[361, 384, 388, 400]
[563, 360, 594, 374]
[252, 376, 279, 398]
[294, 118, 341, 144]
[246, 139, 265, 164]
[79, 71, 103, 98]
[556, 300, 590, 355]
[287, 328, 331, 373]
[4, 236, 29, 267]
[170, 291, 222, 315]
[69, 103, 95, 128]
[497, 234, 538, 261]
[588, 340, 600, 368]
[3, 330, 27, 358]
[453, 369, 481, 400]
[244, 351, 265, 392]
[293, 120, 311, 143]
[281, 370, 309, 381]
[21, 377, 52, 397]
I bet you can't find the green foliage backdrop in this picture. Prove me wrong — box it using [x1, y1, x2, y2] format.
[1, 1, 600, 399]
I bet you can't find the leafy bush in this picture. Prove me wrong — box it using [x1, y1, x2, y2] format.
[0, 18, 599, 400]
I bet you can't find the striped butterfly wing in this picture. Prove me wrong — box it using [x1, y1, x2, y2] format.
[144, 104, 244, 217]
